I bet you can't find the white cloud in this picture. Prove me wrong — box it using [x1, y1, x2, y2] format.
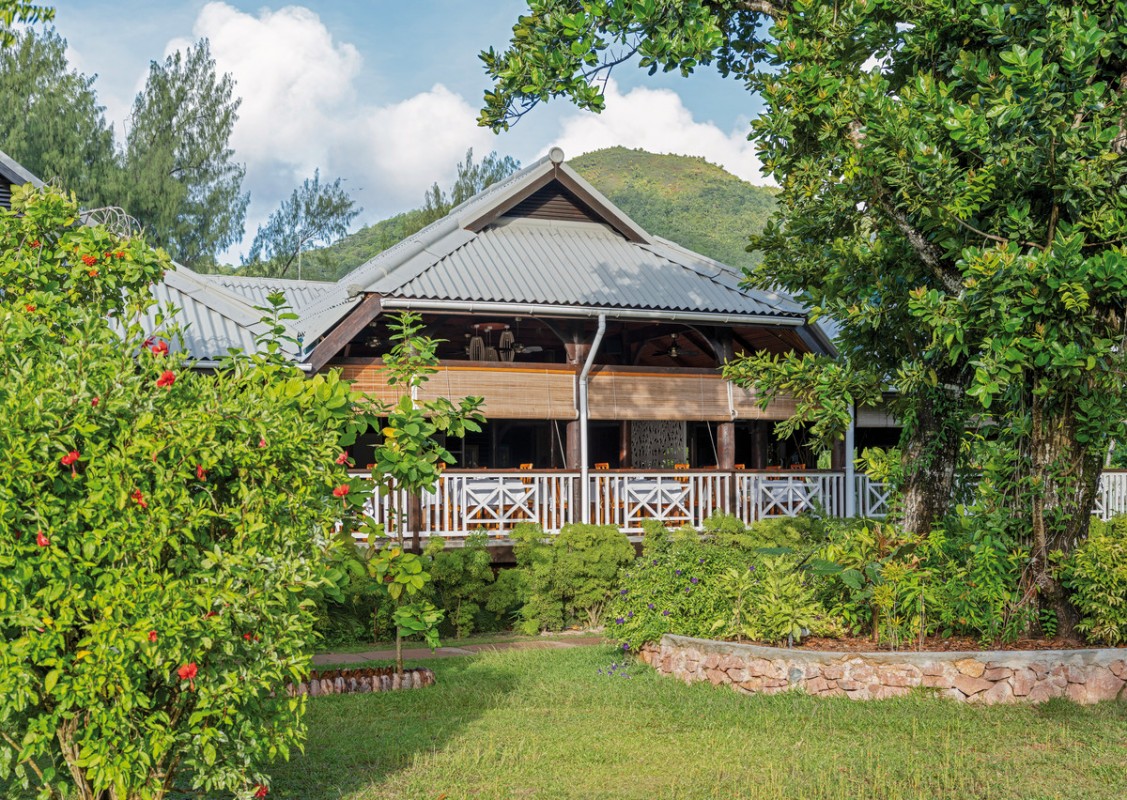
[552, 79, 770, 185]
[163, 2, 494, 258]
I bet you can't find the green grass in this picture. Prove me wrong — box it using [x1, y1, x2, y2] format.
[269, 645, 1127, 800]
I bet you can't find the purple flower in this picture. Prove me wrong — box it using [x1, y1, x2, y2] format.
[620, 588, 628, 595]
[699, 558, 705, 564]
[675, 569, 682, 576]
[690, 576, 699, 584]
[622, 643, 630, 652]
[627, 611, 634, 618]
[652, 559, 658, 566]
[749, 564, 757, 572]
[662, 610, 671, 617]
[647, 603, 655, 610]
[615, 617, 625, 625]
[685, 587, 692, 594]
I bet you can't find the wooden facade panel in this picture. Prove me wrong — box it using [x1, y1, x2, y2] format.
[730, 384, 799, 421]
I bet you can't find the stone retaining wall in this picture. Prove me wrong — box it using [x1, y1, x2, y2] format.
[639, 635, 1127, 704]
[286, 666, 436, 696]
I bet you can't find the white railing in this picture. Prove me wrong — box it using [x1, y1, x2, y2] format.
[354, 469, 1127, 539]
[589, 471, 732, 534]
[735, 471, 848, 520]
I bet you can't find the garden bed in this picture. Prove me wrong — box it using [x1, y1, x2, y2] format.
[640, 634, 1127, 704]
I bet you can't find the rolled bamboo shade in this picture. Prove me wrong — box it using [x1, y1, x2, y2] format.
[729, 383, 800, 421]
[587, 368, 730, 421]
[339, 362, 577, 420]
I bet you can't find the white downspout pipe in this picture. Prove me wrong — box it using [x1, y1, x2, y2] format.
[579, 314, 607, 523]
[844, 403, 857, 518]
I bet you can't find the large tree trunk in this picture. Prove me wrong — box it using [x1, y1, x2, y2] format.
[898, 386, 964, 536]
[1028, 394, 1104, 639]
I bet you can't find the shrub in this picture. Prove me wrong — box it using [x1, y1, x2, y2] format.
[1060, 516, 1127, 645]
[607, 534, 830, 650]
[513, 523, 634, 633]
[0, 186, 372, 798]
[427, 533, 497, 638]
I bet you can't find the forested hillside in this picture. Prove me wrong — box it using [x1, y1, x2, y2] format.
[310, 147, 776, 280]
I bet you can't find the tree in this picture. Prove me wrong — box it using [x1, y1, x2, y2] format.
[480, 1, 1127, 632]
[0, 28, 118, 206]
[123, 38, 248, 269]
[420, 148, 520, 224]
[243, 170, 360, 279]
[0, 184, 373, 798]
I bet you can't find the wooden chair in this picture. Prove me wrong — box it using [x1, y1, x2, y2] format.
[674, 463, 690, 470]
[594, 462, 610, 470]
[519, 463, 534, 470]
[734, 463, 746, 470]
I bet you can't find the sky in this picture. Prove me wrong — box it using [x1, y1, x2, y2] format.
[48, 1, 768, 262]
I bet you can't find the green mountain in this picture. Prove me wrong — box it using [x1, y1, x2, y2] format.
[308, 147, 776, 281]
[569, 147, 776, 270]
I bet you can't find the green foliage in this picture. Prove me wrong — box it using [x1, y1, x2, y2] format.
[0, 185, 363, 798]
[123, 38, 248, 268]
[426, 534, 497, 639]
[701, 512, 819, 551]
[0, 1, 53, 48]
[1060, 516, 1127, 645]
[0, 28, 115, 208]
[392, 601, 444, 651]
[243, 169, 360, 279]
[608, 532, 829, 650]
[512, 523, 634, 633]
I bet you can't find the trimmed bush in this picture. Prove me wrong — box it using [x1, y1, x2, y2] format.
[1061, 516, 1127, 645]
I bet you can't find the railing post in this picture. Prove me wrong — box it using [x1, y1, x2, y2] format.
[844, 404, 856, 518]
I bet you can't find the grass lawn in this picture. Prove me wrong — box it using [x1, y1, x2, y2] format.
[269, 645, 1127, 800]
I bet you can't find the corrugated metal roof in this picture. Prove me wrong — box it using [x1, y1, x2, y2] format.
[201, 274, 335, 311]
[374, 218, 804, 318]
[147, 268, 302, 360]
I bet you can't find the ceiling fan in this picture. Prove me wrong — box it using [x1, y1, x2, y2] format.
[652, 333, 700, 359]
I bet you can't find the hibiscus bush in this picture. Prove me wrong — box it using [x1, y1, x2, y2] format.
[0, 186, 372, 799]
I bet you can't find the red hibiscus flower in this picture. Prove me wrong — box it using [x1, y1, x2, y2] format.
[29, 240, 40, 248]
[156, 370, 175, 389]
[131, 488, 148, 509]
[177, 662, 198, 690]
[258, 438, 267, 449]
[254, 785, 268, 798]
[335, 451, 350, 465]
[24, 304, 35, 312]
[87, 269, 98, 277]
[149, 630, 158, 643]
[332, 484, 350, 498]
[36, 530, 49, 548]
[243, 632, 253, 641]
[196, 464, 206, 481]
[114, 250, 125, 259]
[81, 254, 97, 267]
[60, 450, 80, 467]
[91, 396, 100, 407]
[150, 340, 169, 357]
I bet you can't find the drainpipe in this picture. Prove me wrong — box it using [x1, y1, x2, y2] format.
[579, 314, 607, 523]
[844, 403, 856, 518]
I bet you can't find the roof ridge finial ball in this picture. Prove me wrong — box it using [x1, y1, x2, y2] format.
[548, 146, 565, 165]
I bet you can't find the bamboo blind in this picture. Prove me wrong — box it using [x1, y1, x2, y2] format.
[587, 369, 731, 421]
[339, 363, 577, 420]
[857, 404, 899, 428]
[729, 384, 800, 421]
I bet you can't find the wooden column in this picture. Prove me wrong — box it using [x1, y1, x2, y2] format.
[565, 420, 581, 469]
[751, 422, 769, 469]
[717, 421, 735, 471]
[619, 422, 631, 468]
[831, 438, 847, 470]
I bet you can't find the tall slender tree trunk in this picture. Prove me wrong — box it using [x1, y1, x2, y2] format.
[898, 386, 964, 536]
[1028, 394, 1103, 639]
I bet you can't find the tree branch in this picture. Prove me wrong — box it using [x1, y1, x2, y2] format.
[873, 192, 963, 294]
[948, 213, 1045, 252]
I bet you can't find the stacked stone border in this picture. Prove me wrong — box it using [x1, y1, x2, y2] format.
[286, 666, 436, 697]
[639, 635, 1127, 704]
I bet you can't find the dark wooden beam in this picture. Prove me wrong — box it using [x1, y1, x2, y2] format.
[306, 293, 383, 373]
